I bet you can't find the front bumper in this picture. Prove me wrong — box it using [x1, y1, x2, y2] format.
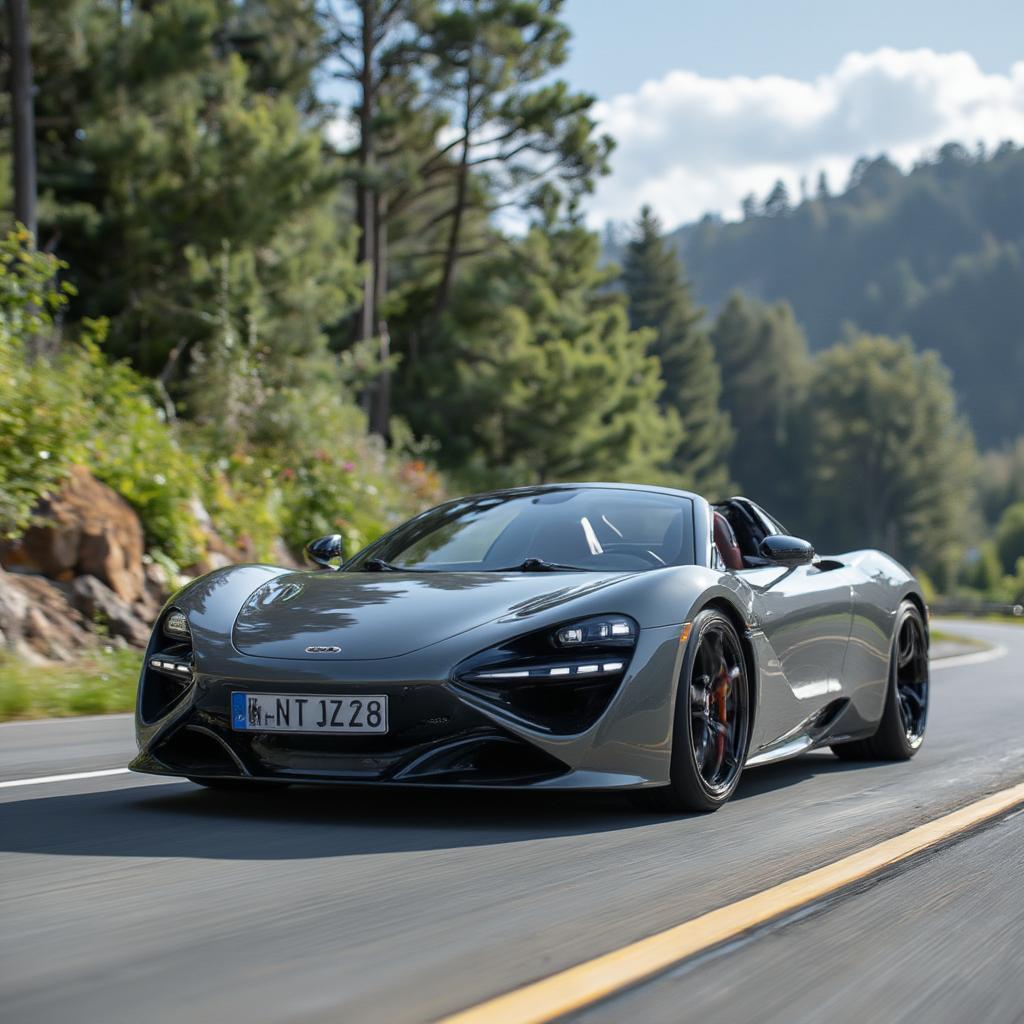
[132, 622, 685, 790]
[132, 677, 574, 787]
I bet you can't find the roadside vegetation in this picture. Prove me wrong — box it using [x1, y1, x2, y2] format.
[0, 648, 141, 720]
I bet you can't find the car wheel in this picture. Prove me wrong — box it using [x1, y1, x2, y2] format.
[638, 609, 751, 813]
[831, 600, 929, 761]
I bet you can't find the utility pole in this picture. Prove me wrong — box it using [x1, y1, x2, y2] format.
[7, 0, 38, 239]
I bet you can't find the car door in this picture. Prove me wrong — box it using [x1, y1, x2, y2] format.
[726, 501, 855, 753]
[739, 561, 855, 754]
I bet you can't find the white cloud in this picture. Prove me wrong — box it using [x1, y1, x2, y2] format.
[588, 48, 1024, 228]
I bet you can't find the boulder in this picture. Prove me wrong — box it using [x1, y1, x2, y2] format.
[0, 569, 29, 645]
[69, 575, 151, 648]
[0, 466, 145, 603]
[2, 571, 97, 661]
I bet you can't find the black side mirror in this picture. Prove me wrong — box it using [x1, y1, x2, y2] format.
[759, 534, 815, 567]
[304, 534, 345, 569]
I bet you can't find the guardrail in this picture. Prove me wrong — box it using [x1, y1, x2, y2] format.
[931, 600, 1024, 618]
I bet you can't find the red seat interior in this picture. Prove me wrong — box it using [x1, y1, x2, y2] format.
[713, 512, 744, 570]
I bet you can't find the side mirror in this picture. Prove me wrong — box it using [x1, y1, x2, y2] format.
[759, 534, 815, 568]
[304, 534, 345, 570]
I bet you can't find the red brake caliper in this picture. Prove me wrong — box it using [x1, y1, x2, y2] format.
[712, 665, 729, 773]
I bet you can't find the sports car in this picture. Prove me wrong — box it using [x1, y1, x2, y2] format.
[131, 483, 929, 811]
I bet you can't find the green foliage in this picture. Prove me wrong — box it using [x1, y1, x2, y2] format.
[0, 230, 82, 533]
[621, 207, 732, 497]
[661, 144, 1024, 448]
[979, 438, 1024, 526]
[1, 315, 205, 563]
[414, 219, 681, 488]
[805, 333, 976, 586]
[710, 292, 810, 522]
[911, 567, 938, 605]
[995, 503, 1024, 575]
[32, 0, 361, 376]
[267, 398, 445, 556]
[965, 540, 1006, 594]
[71, 328, 206, 564]
[415, 0, 612, 219]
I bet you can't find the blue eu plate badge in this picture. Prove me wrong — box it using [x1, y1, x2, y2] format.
[231, 692, 248, 730]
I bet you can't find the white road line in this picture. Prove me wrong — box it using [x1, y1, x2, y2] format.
[0, 768, 132, 789]
[0, 712, 133, 728]
[930, 644, 1008, 670]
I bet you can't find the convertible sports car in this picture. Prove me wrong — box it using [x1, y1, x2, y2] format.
[131, 483, 929, 811]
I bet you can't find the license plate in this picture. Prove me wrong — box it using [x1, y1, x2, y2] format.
[231, 692, 388, 734]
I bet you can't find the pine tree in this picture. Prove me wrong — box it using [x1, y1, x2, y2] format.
[763, 179, 791, 217]
[417, 218, 681, 488]
[621, 207, 732, 497]
[710, 292, 810, 523]
[30, 0, 362, 383]
[413, 0, 613, 315]
[806, 333, 976, 586]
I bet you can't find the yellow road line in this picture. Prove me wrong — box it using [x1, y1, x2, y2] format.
[437, 780, 1024, 1024]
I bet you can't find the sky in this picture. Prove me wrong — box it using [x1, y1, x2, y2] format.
[562, 0, 1024, 228]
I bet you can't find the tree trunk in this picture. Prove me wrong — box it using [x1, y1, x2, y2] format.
[369, 192, 391, 437]
[354, 1, 379, 428]
[354, 0, 377, 346]
[7, 0, 37, 239]
[371, 321, 391, 439]
[433, 69, 474, 318]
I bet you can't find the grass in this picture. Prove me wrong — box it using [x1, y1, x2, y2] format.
[930, 629, 987, 648]
[0, 647, 142, 721]
[936, 612, 1024, 626]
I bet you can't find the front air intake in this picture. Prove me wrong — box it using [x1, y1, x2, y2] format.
[139, 608, 195, 723]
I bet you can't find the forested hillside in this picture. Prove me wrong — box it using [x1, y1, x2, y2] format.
[664, 145, 1024, 448]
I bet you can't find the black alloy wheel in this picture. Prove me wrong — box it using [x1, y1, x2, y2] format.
[832, 600, 929, 761]
[894, 610, 929, 746]
[639, 609, 751, 813]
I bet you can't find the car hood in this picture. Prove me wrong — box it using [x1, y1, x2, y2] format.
[231, 569, 635, 660]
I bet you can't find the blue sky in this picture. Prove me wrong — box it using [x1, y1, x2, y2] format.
[561, 0, 1024, 227]
[563, 0, 1024, 93]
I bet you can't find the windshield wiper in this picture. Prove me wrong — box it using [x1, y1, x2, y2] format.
[489, 557, 586, 572]
[362, 558, 405, 572]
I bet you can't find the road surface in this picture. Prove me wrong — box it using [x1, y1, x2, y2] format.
[1, 618, 1021, 1024]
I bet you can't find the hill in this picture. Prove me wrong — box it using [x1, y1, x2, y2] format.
[653, 143, 1024, 449]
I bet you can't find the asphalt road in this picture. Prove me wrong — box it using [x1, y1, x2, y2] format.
[1, 618, 1022, 1024]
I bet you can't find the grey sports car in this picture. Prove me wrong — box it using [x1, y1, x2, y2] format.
[131, 483, 929, 811]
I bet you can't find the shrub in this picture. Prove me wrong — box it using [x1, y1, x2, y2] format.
[995, 503, 1024, 575]
[0, 231, 84, 534]
[2, 229, 447, 573]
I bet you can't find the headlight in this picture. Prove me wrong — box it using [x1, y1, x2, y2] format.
[163, 608, 190, 640]
[553, 615, 636, 648]
[452, 614, 638, 734]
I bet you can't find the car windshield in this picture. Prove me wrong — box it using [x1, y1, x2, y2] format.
[348, 487, 696, 572]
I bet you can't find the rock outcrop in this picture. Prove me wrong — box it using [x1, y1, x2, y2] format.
[0, 468, 168, 660]
[69, 575, 151, 648]
[0, 569, 97, 661]
[1, 466, 146, 602]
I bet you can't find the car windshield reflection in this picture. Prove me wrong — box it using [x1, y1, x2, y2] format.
[347, 487, 696, 573]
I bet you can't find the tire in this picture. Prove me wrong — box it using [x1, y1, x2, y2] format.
[831, 600, 929, 761]
[187, 777, 287, 792]
[639, 609, 752, 813]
